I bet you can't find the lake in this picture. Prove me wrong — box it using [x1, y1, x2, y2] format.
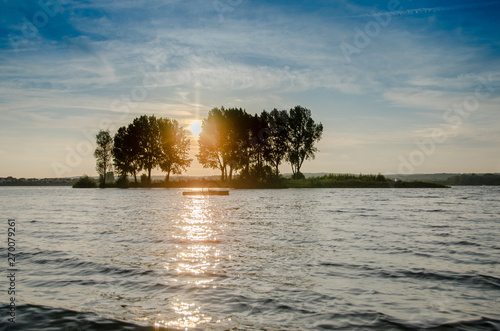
[0, 186, 499, 330]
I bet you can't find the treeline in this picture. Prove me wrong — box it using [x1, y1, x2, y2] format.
[444, 173, 500, 186]
[93, 105, 323, 187]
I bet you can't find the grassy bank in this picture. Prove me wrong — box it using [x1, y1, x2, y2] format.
[86, 173, 447, 189]
[268, 174, 447, 189]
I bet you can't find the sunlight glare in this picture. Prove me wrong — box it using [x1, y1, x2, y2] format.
[188, 120, 202, 137]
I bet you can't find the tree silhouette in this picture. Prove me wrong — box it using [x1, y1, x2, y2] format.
[132, 115, 161, 185]
[197, 107, 229, 181]
[197, 107, 253, 181]
[94, 129, 113, 188]
[113, 125, 141, 184]
[224, 107, 252, 181]
[261, 109, 289, 177]
[286, 106, 323, 179]
[157, 118, 192, 182]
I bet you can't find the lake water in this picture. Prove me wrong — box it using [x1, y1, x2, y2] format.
[0, 186, 499, 330]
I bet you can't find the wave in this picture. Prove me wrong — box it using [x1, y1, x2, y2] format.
[314, 312, 500, 330]
[0, 304, 180, 331]
[1, 303, 499, 330]
[379, 270, 500, 290]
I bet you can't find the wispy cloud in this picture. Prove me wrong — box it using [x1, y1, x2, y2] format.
[346, 1, 500, 17]
[1, 0, 499, 176]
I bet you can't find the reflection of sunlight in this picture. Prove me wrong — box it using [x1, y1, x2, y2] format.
[157, 196, 225, 329]
[155, 300, 212, 329]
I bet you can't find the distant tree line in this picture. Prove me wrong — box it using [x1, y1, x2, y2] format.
[93, 105, 323, 187]
[444, 173, 500, 186]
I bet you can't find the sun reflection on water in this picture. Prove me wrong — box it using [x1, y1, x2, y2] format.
[158, 195, 225, 328]
[155, 299, 212, 329]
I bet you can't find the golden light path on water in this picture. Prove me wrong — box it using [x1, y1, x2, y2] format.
[154, 195, 229, 329]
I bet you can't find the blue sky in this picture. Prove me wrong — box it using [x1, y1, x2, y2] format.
[1, 0, 499, 177]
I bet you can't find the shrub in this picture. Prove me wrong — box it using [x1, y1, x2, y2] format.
[73, 175, 98, 188]
[115, 176, 129, 188]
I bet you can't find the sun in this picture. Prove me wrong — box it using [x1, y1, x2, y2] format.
[188, 120, 202, 137]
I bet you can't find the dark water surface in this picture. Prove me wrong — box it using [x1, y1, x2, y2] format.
[1, 186, 499, 330]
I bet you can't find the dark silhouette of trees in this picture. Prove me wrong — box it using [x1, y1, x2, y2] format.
[133, 115, 161, 185]
[286, 106, 323, 179]
[96, 106, 322, 186]
[113, 126, 141, 184]
[224, 108, 252, 181]
[196, 107, 254, 181]
[111, 115, 191, 185]
[196, 105, 323, 182]
[261, 109, 289, 178]
[158, 118, 192, 182]
[196, 107, 230, 181]
[94, 129, 113, 187]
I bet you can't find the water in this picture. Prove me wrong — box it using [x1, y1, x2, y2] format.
[0, 186, 499, 330]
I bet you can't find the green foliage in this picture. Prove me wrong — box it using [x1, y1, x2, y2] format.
[72, 175, 98, 188]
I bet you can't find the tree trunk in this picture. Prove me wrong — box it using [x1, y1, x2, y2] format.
[166, 171, 170, 182]
[148, 167, 152, 186]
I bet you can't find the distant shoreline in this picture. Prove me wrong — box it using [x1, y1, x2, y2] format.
[3, 173, 500, 188]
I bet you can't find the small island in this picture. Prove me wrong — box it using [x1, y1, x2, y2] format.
[73, 105, 454, 190]
[72, 173, 447, 189]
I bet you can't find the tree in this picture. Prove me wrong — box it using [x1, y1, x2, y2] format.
[196, 107, 252, 181]
[113, 125, 141, 184]
[224, 107, 252, 181]
[132, 115, 161, 185]
[243, 113, 269, 180]
[157, 118, 192, 182]
[197, 107, 229, 181]
[261, 109, 289, 177]
[286, 106, 323, 179]
[94, 129, 113, 187]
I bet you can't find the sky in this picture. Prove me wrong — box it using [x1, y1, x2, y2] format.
[1, 0, 499, 178]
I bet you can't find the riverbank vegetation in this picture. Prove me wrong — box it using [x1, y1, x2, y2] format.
[72, 175, 98, 188]
[93, 173, 447, 189]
